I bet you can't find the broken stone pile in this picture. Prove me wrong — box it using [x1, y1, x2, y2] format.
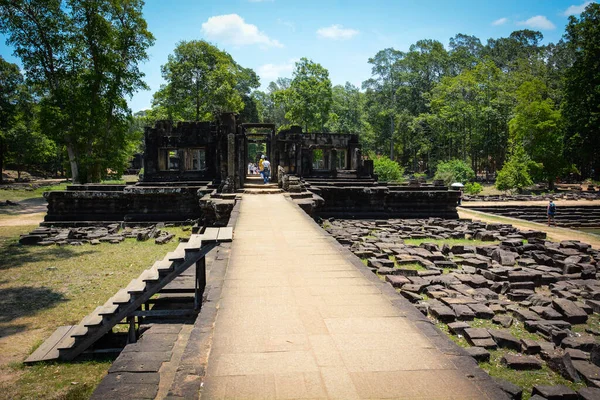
[19, 223, 179, 246]
[324, 218, 600, 397]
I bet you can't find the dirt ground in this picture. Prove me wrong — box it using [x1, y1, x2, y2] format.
[458, 207, 600, 249]
[0, 198, 47, 227]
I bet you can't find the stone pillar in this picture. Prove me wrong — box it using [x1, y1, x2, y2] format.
[225, 132, 236, 192]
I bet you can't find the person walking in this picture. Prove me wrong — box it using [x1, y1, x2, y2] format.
[258, 155, 265, 180]
[547, 200, 556, 226]
[262, 157, 271, 184]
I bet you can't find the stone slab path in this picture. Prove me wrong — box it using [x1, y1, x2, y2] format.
[201, 195, 505, 400]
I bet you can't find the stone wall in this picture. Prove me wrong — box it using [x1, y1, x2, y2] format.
[44, 184, 211, 224]
[311, 186, 460, 218]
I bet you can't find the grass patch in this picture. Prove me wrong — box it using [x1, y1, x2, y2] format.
[0, 224, 190, 399]
[0, 183, 69, 202]
[404, 238, 499, 247]
[572, 313, 600, 334]
[395, 262, 425, 271]
[479, 350, 585, 400]
[435, 318, 585, 399]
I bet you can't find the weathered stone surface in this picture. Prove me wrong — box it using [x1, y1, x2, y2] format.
[531, 385, 577, 400]
[494, 378, 523, 400]
[488, 329, 521, 351]
[468, 303, 495, 319]
[572, 360, 600, 387]
[447, 321, 470, 335]
[492, 249, 516, 266]
[501, 354, 542, 370]
[492, 315, 514, 328]
[553, 299, 588, 324]
[452, 304, 476, 321]
[561, 336, 597, 352]
[578, 387, 600, 400]
[521, 339, 541, 355]
[385, 274, 410, 288]
[429, 305, 456, 322]
[543, 351, 581, 382]
[464, 346, 490, 362]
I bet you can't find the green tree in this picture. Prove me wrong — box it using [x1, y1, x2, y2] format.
[433, 159, 475, 185]
[495, 144, 533, 193]
[0, 56, 23, 183]
[563, 2, 600, 179]
[155, 40, 252, 121]
[372, 155, 404, 182]
[363, 48, 403, 159]
[0, 0, 155, 183]
[325, 82, 365, 133]
[286, 58, 332, 132]
[509, 79, 563, 188]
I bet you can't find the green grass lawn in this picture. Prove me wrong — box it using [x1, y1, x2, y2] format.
[0, 183, 69, 202]
[0, 224, 189, 400]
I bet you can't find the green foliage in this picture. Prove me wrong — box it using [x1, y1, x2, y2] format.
[433, 159, 475, 185]
[495, 145, 533, 193]
[286, 58, 332, 131]
[509, 79, 564, 188]
[153, 40, 258, 122]
[0, 0, 155, 183]
[563, 2, 600, 178]
[373, 155, 405, 182]
[464, 182, 483, 195]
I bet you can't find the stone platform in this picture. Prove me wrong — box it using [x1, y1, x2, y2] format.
[198, 194, 505, 399]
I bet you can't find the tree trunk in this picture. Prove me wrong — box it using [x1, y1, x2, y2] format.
[548, 178, 555, 191]
[66, 144, 80, 183]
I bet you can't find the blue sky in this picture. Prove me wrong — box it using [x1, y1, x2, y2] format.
[0, 0, 595, 112]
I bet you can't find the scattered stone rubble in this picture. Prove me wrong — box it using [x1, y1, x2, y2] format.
[324, 217, 600, 398]
[18, 223, 184, 246]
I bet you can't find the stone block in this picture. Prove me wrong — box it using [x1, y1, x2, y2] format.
[464, 346, 490, 362]
[531, 385, 577, 400]
[521, 339, 542, 355]
[488, 329, 521, 351]
[553, 299, 588, 324]
[501, 354, 542, 370]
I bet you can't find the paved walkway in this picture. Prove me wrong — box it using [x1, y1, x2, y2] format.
[201, 195, 502, 399]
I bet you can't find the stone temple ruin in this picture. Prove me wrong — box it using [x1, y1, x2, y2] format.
[42, 112, 460, 226]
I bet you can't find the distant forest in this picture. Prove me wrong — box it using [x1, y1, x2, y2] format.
[1, 1, 599, 186]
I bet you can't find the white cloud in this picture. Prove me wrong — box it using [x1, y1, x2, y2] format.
[564, 1, 594, 15]
[316, 24, 359, 40]
[517, 15, 556, 30]
[492, 17, 508, 26]
[201, 14, 283, 48]
[257, 59, 297, 81]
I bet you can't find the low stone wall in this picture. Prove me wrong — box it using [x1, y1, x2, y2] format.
[43, 185, 210, 224]
[462, 204, 600, 228]
[311, 186, 460, 219]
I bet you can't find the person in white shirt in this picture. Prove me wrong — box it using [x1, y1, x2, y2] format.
[262, 158, 271, 183]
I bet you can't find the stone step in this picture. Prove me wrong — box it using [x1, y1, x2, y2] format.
[240, 188, 284, 194]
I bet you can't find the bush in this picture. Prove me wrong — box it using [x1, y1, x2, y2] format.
[464, 182, 483, 195]
[495, 146, 533, 193]
[433, 159, 475, 185]
[373, 156, 404, 183]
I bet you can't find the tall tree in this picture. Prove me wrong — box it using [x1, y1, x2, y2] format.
[155, 40, 258, 122]
[562, 2, 600, 179]
[0, 56, 23, 183]
[326, 82, 365, 133]
[286, 58, 332, 132]
[363, 48, 403, 158]
[509, 79, 563, 188]
[0, 0, 155, 183]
